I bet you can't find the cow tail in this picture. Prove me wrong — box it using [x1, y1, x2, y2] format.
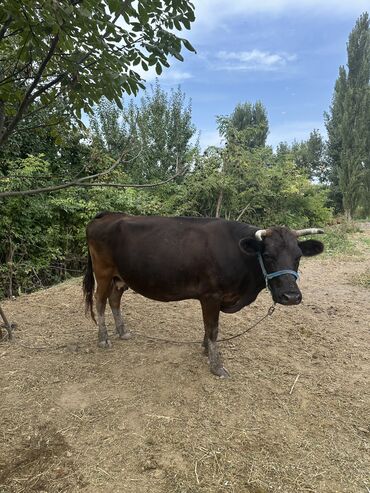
[83, 249, 96, 323]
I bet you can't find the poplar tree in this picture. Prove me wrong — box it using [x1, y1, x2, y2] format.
[325, 12, 370, 218]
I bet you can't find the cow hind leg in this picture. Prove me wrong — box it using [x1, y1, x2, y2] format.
[200, 298, 229, 378]
[95, 274, 114, 348]
[109, 279, 131, 340]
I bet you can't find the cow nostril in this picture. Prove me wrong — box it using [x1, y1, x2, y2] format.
[282, 293, 302, 305]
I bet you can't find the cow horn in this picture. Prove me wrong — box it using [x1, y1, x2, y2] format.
[255, 229, 267, 241]
[294, 228, 324, 237]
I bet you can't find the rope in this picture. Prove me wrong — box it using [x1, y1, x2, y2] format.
[132, 304, 276, 345]
[3, 305, 276, 350]
[17, 342, 69, 350]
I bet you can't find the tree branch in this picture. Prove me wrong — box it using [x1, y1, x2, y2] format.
[1, 28, 22, 40]
[0, 171, 182, 198]
[75, 172, 183, 189]
[0, 62, 33, 86]
[236, 202, 252, 222]
[0, 32, 60, 146]
[21, 88, 64, 120]
[13, 118, 67, 133]
[0, 100, 5, 138]
[0, 30, 32, 86]
[0, 148, 183, 198]
[0, 15, 13, 42]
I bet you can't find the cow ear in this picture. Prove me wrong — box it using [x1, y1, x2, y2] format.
[298, 239, 324, 257]
[239, 238, 262, 256]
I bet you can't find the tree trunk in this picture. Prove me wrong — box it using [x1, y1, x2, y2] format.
[345, 209, 352, 221]
[215, 190, 223, 218]
[6, 238, 15, 298]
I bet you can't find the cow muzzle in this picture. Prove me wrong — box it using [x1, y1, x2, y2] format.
[278, 290, 302, 305]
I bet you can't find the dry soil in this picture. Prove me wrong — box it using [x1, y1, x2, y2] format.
[0, 228, 369, 493]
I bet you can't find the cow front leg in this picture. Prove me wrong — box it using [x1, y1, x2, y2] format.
[200, 298, 229, 378]
[109, 282, 131, 340]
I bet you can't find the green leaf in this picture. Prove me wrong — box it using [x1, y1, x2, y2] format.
[114, 96, 123, 110]
[173, 52, 184, 62]
[155, 63, 162, 75]
[79, 6, 91, 17]
[182, 38, 196, 53]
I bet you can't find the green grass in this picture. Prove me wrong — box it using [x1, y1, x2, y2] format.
[321, 226, 360, 257]
[359, 236, 370, 247]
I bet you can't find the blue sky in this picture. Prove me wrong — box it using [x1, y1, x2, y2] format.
[138, 0, 368, 149]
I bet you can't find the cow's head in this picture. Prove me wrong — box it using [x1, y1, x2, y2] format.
[239, 227, 324, 305]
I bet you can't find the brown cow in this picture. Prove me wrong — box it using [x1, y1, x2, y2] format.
[83, 212, 324, 377]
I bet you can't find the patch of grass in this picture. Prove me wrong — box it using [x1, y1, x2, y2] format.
[351, 268, 370, 289]
[321, 225, 360, 257]
[359, 236, 370, 247]
[339, 220, 363, 234]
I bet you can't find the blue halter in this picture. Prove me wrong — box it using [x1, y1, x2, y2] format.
[257, 252, 299, 290]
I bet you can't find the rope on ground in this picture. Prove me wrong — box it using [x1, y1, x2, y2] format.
[17, 342, 69, 350]
[132, 304, 276, 345]
[1, 305, 276, 350]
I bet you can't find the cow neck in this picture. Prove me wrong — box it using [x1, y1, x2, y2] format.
[256, 252, 299, 291]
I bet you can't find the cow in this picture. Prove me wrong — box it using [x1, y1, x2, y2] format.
[83, 212, 324, 378]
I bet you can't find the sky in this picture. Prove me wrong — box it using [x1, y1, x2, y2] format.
[138, 0, 369, 150]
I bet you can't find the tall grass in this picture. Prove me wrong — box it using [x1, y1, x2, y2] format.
[321, 222, 360, 257]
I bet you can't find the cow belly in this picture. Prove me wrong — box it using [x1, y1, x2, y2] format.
[117, 271, 206, 302]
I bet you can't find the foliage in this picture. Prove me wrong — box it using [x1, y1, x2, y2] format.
[290, 130, 328, 182]
[0, 152, 162, 297]
[0, 0, 196, 147]
[0, 155, 62, 297]
[217, 101, 269, 150]
[90, 82, 199, 181]
[170, 144, 332, 227]
[325, 12, 370, 219]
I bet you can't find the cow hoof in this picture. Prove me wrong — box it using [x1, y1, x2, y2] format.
[211, 366, 230, 379]
[119, 331, 132, 340]
[98, 339, 112, 349]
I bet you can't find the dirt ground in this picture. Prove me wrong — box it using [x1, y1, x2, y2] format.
[1, 228, 369, 493]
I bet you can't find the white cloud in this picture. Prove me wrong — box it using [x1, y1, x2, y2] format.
[134, 66, 192, 84]
[217, 49, 296, 71]
[162, 70, 193, 82]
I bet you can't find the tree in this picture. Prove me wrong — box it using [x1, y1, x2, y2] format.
[325, 12, 370, 218]
[128, 82, 198, 180]
[290, 130, 328, 182]
[0, 1, 197, 330]
[0, 0, 196, 148]
[171, 144, 331, 227]
[217, 101, 269, 150]
[213, 101, 269, 216]
[89, 98, 129, 159]
[89, 82, 199, 181]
